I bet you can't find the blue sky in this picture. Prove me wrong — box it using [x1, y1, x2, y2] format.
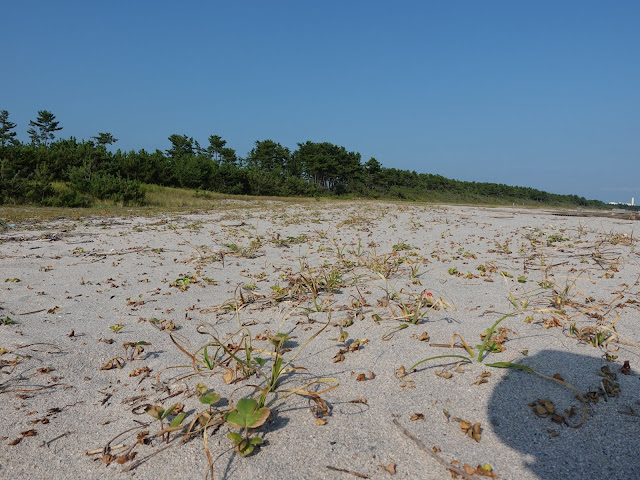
[3, 1, 639, 202]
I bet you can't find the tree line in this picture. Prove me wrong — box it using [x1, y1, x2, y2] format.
[0, 109, 604, 208]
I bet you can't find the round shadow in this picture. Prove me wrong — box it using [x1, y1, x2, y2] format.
[488, 349, 639, 480]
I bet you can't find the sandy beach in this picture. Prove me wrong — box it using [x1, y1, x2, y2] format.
[1, 201, 638, 480]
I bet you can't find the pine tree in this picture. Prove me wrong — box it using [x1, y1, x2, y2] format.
[0, 110, 18, 149]
[27, 110, 62, 146]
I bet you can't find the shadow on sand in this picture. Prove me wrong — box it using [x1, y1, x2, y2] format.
[488, 349, 640, 480]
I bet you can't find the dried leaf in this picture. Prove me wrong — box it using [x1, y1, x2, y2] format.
[477, 463, 499, 478]
[356, 373, 367, 381]
[8, 437, 22, 446]
[381, 462, 396, 475]
[316, 418, 327, 426]
[20, 429, 36, 437]
[620, 360, 631, 375]
[418, 332, 430, 342]
[333, 352, 345, 363]
[463, 464, 477, 474]
[436, 370, 453, 379]
[471, 422, 482, 442]
[409, 413, 425, 421]
[222, 370, 234, 384]
[100, 357, 124, 370]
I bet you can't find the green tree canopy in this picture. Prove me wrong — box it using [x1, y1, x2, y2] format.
[166, 134, 194, 158]
[294, 141, 362, 193]
[27, 110, 63, 146]
[91, 132, 118, 146]
[0, 110, 18, 149]
[246, 139, 291, 173]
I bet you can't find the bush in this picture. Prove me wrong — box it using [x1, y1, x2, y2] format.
[69, 168, 145, 205]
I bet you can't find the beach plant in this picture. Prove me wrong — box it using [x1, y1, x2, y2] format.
[145, 403, 186, 443]
[109, 322, 124, 334]
[196, 382, 221, 414]
[225, 398, 270, 456]
[407, 312, 517, 372]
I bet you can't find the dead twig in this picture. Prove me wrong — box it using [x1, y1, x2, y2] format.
[392, 419, 475, 480]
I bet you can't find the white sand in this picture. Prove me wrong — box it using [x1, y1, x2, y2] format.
[1, 201, 639, 479]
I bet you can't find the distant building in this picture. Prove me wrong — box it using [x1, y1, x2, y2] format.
[608, 197, 635, 207]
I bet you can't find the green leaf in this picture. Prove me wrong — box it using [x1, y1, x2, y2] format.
[170, 412, 186, 427]
[409, 355, 472, 372]
[249, 436, 263, 445]
[485, 361, 534, 373]
[163, 403, 178, 419]
[239, 443, 254, 456]
[196, 382, 208, 396]
[225, 398, 271, 429]
[227, 432, 242, 444]
[199, 393, 221, 405]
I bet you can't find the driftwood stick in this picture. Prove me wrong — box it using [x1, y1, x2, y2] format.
[392, 419, 475, 480]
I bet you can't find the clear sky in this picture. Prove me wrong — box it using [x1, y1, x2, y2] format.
[3, 1, 639, 202]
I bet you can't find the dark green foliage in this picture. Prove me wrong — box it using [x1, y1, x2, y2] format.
[0, 108, 606, 209]
[0, 110, 18, 149]
[69, 168, 145, 205]
[27, 110, 62, 147]
[91, 132, 118, 145]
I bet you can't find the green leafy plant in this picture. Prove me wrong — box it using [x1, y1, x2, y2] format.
[171, 275, 196, 291]
[109, 322, 124, 334]
[145, 403, 186, 443]
[196, 383, 221, 414]
[225, 398, 270, 456]
[1, 316, 14, 325]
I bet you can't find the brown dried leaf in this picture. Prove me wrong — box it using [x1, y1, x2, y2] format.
[315, 418, 327, 426]
[418, 332, 430, 342]
[436, 370, 453, 379]
[20, 429, 36, 437]
[471, 422, 482, 442]
[102, 454, 116, 465]
[410, 413, 425, 421]
[381, 462, 397, 475]
[356, 373, 367, 382]
[463, 464, 477, 475]
[534, 404, 549, 417]
[129, 366, 151, 377]
[8, 437, 22, 446]
[222, 370, 234, 384]
[620, 360, 631, 375]
[333, 352, 345, 363]
[100, 357, 124, 370]
[477, 463, 499, 478]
